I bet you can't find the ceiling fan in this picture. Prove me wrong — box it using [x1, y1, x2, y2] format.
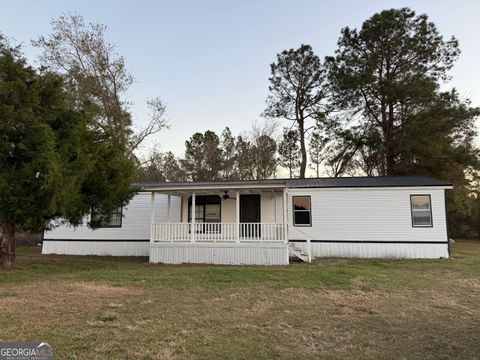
[222, 191, 236, 200]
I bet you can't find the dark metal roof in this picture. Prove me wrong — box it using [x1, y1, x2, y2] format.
[138, 176, 452, 190]
[285, 176, 452, 188]
[136, 179, 286, 189]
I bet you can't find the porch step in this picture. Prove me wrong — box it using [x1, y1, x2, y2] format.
[288, 242, 310, 262]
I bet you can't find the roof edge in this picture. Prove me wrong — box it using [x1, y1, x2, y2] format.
[136, 176, 453, 192]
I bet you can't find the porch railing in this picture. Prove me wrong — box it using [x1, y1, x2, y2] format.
[151, 223, 286, 243]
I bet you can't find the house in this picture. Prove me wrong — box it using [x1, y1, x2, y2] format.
[42, 176, 452, 265]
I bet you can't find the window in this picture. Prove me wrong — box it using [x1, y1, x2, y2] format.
[91, 207, 123, 228]
[410, 195, 432, 227]
[188, 195, 221, 233]
[188, 195, 221, 223]
[293, 196, 311, 226]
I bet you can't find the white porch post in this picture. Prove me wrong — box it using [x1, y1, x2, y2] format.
[235, 190, 240, 243]
[150, 191, 156, 242]
[167, 194, 171, 223]
[273, 191, 277, 241]
[283, 188, 288, 243]
[273, 191, 277, 222]
[191, 192, 196, 243]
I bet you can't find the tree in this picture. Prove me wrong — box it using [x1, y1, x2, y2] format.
[221, 127, 236, 180]
[322, 119, 383, 177]
[0, 37, 136, 268]
[233, 135, 255, 180]
[278, 129, 301, 179]
[34, 13, 168, 153]
[264, 44, 328, 178]
[308, 127, 327, 177]
[182, 131, 223, 181]
[162, 151, 187, 182]
[248, 120, 278, 179]
[136, 150, 186, 183]
[325, 7, 480, 236]
[136, 149, 165, 182]
[325, 8, 464, 176]
[253, 135, 277, 180]
[0, 43, 60, 268]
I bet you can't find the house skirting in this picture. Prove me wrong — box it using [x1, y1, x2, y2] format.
[42, 240, 150, 256]
[41, 239, 449, 260]
[149, 242, 289, 265]
[289, 240, 449, 259]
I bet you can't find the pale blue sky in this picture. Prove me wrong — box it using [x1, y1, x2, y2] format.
[2, 0, 479, 157]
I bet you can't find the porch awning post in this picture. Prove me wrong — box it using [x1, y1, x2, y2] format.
[191, 192, 196, 243]
[167, 194, 171, 223]
[283, 188, 288, 243]
[150, 191, 156, 242]
[273, 191, 277, 222]
[235, 190, 240, 243]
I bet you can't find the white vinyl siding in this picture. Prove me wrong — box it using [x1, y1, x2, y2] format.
[44, 193, 181, 241]
[288, 187, 448, 243]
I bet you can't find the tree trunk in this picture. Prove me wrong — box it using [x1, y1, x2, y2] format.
[385, 103, 396, 175]
[379, 91, 388, 176]
[385, 142, 396, 175]
[289, 157, 293, 179]
[0, 222, 16, 270]
[298, 118, 307, 179]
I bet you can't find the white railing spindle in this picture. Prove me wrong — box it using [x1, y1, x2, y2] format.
[150, 223, 285, 243]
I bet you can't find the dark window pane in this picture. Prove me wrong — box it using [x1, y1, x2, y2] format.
[92, 207, 122, 227]
[188, 195, 221, 206]
[294, 211, 310, 225]
[413, 210, 432, 226]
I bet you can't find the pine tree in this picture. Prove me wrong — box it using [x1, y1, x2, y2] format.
[278, 129, 301, 179]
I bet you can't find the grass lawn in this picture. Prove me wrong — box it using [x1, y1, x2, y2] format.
[0, 241, 479, 359]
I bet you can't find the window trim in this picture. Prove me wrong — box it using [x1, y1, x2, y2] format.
[292, 196, 312, 227]
[91, 207, 123, 228]
[410, 194, 433, 228]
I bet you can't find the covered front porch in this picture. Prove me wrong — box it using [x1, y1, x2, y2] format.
[145, 181, 290, 264]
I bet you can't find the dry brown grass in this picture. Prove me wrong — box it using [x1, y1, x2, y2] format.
[0, 241, 479, 359]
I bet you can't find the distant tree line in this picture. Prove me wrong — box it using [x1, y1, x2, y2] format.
[137, 124, 282, 182]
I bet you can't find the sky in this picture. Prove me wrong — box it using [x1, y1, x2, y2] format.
[2, 0, 480, 158]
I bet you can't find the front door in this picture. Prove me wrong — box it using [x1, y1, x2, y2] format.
[240, 194, 261, 238]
